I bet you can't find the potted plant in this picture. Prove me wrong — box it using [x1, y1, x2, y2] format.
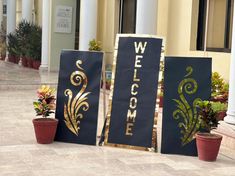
[211, 72, 228, 103]
[6, 32, 20, 63]
[33, 85, 58, 144]
[211, 101, 227, 121]
[88, 39, 102, 51]
[195, 100, 223, 161]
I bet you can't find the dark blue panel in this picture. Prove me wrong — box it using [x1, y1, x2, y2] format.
[55, 50, 103, 145]
[161, 57, 211, 156]
[108, 36, 162, 148]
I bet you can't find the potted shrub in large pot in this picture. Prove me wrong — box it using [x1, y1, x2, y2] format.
[33, 85, 58, 144]
[196, 100, 223, 161]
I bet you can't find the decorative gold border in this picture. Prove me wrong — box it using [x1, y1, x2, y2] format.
[104, 34, 165, 151]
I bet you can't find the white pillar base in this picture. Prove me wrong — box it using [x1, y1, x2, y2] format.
[18, 57, 22, 66]
[39, 65, 48, 72]
[5, 53, 9, 62]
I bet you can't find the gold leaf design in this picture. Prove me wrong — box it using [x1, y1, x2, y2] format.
[64, 60, 91, 136]
[172, 66, 201, 146]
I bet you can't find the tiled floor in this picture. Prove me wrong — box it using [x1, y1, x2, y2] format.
[0, 60, 235, 176]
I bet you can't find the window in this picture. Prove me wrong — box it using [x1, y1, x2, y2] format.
[3, 4, 6, 15]
[119, 0, 136, 33]
[197, 0, 234, 52]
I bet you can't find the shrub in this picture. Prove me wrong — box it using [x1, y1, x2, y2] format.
[88, 39, 102, 51]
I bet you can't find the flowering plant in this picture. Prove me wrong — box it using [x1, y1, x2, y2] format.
[33, 85, 56, 118]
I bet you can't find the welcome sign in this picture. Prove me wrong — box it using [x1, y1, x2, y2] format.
[161, 57, 211, 156]
[105, 34, 163, 149]
[55, 50, 103, 145]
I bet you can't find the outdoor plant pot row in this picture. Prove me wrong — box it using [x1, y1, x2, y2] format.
[21, 57, 41, 69]
[7, 55, 41, 70]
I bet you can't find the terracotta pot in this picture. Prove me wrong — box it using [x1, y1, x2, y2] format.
[0, 55, 5, 60]
[8, 55, 16, 63]
[21, 57, 28, 67]
[27, 58, 33, 68]
[211, 96, 228, 103]
[216, 111, 226, 121]
[33, 60, 41, 69]
[32, 118, 58, 144]
[196, 132, 222, 161]
[15, 57, 20, 64]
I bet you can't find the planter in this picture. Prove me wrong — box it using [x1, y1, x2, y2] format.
[0, 55, 5, 60]
[27, 58, 33, 68]
[32, 118, 58, 144]
[8, 55, 16, 63]
[21, 57, 28, 67]
[211, 96, 228, 103]
[216, 111, 226, 121]
[196, 132, 222, 161]
[15, 57, 20, 64]
[32, 60, 41, 70]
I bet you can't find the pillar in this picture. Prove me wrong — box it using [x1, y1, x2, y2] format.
[224, 0, 235, 125]
[79, 0, 97, 50]
[6, 0, 16, 61]
[22, 0, 33, 22]
[135, 0, 158, 34]
[40, 0, 50, 70]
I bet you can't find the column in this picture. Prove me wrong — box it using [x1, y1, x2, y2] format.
[6, 0, 16, 61]
[22, 0, 33, 22]
[40, 0, 50, 70]
[135, 0, 158, 34]
[0, 0, 3, 28]
[224, 1, 235, 125]
[79, 0, 97, 50]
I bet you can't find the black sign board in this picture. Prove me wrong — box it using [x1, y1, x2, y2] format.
[161, 57, 211, 156]
[105, 35, 163, 148]
[55, 50, 103, 145]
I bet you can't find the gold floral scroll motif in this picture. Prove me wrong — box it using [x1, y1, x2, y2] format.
[64, 60, 91, 136]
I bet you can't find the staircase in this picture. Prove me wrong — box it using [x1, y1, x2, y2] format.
[213, 121, 235, 159]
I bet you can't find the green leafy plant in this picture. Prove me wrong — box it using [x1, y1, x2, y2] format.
[196, 100, 219, 132]
[88, 39, 102, 51]
[33, 85, 56, 118]
[211, 72, 229, 102]
[0, 20, 6, 57]
[7, 32, 20, 57]
[17, 20, 42, 60]
[211, 101, 227, 113]
[6, 20, 42, 61]
[211, 72, 224, 97]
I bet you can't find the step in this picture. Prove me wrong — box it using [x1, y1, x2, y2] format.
[213, 121, 235, 151]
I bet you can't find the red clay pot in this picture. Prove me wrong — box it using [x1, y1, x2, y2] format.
[8, 55, 16, 63]
[15, 57, 20, 64]
[216, 111, 226, 121]
[27, 58, 33, 68]
[21, 57, 28, 67]
[32, 60, 41, 69]
[32, 118, 58, 144]
[196, 132, 222, 161]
